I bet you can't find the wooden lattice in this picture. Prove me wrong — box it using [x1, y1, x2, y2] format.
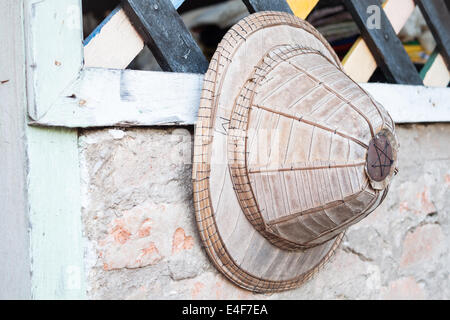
[83, 0, 449, 87]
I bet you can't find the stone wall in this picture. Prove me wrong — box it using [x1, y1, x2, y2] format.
[79, 124, 449, 300]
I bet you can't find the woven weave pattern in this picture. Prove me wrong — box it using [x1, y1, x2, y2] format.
[193, 11, 397, 293]
[228, 44, 395, 249]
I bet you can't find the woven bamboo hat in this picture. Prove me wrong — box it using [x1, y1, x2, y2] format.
[193, 11, 398, 293]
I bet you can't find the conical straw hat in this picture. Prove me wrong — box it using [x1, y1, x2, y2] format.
[192, 11, 398, 293]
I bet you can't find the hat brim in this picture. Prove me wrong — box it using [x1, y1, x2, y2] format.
[193, 11, 344, 293]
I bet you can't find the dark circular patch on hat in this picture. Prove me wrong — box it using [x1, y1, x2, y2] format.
[367, 134, 394, 182]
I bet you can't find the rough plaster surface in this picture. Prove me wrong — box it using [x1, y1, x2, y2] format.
[79, 124, 449, 300]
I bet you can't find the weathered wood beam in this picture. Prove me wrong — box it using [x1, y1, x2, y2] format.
[415, 0, 450, 69]
[343, 0, 423, 84]
[22, 0, 86, 299]
[31, 69, 450, 128]
[83, 1, 185, 69]
[122, 0, 208, 73]
[83, 6, 144, 69]
[84, 0, 316, 70]
[342, 0, 415, 83]
[361, 83, 450, 123]
[242, 0, 293, 13]
[0, 0, 32, 299]
[25, 0, 84, 120]
[33, 68, 204, 127]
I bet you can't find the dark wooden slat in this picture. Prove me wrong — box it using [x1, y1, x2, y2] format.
[343, 0, 423, 85]
[242, 0, 293, 14]
[415, 0, 450, 70]
[122, 0, 208, 73]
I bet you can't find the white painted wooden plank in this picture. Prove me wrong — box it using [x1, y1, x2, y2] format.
[83, 0, 186, 69]
[33, 68, 204, 127]
[0, 0, 32, 299]
[24, 0, 84, 119]
[23, 0, 86, 299]
[32, 70, 450, 127]
[360, 83, 450, 123]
